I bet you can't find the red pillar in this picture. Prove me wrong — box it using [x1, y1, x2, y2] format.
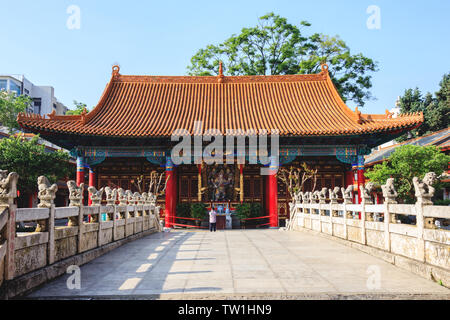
[356, 156, 365, 205]
[268, 157, 278, 228]
[76, 156, 85, 187]
[88, 167, 96, 206]
[28, 193, 36, 208]
[165, 157, 175, 228]
[171, 168, 177, 227]
[265, 176, 269, 216]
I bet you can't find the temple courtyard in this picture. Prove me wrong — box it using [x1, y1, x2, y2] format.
[25, 229, 450, 299]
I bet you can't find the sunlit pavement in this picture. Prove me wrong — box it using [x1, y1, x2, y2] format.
[27, 229, 450, 299]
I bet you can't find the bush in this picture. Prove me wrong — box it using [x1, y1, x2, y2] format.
[250, 203, 262, 218]
[176, 203, 191, 225]
[235, 203, 251, 220]
[434, 199, 450, 206]
[191, 203, 207, 221]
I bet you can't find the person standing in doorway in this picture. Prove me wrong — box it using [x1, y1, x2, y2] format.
[209, 204, 217, 232]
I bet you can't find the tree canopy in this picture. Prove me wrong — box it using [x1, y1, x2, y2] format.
[187, 12, 378, 106]
[396, 73, 449, 142]
[65, 100, 90, 115]
[365, 145, 450, 203]
[0, 91, 31, 133]
[0, 135, 73, 196]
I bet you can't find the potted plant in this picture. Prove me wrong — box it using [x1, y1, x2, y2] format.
[176, 203, 191, 226]
[191, 203, 207, 227]
[250, 203, 263, 228]
[235, 203, 251, 229]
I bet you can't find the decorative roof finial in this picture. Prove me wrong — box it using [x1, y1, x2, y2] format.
[321, 63, 329, 73]
[218, 61, 225, 83]
[219, 61, 223, 76]
[112, 64, 120, 80]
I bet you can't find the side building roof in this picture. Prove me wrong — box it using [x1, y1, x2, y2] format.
[365, 127, 450, 166]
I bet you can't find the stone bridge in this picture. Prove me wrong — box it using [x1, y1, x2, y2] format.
[0, 172, 449, 299]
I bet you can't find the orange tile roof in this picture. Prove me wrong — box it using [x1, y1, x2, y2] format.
[17, 65, 423, 138]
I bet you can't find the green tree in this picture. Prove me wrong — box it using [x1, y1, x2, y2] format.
[0, 91, 31, 133]
[66, 100, 89, 115]
[187, 12, 378, 106]
[0, 135, 73, 197]
[397, 73, 449, 142]
[365, 145, 450, 203]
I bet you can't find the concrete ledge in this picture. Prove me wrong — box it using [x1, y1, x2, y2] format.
[20, 292, 450, 301]
[0, 228, 158, 299]
[294, 227, 450, 288]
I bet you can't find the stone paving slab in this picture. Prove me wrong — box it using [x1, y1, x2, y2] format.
[26, 229, 450, 299]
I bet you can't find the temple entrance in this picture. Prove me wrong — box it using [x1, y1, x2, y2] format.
[83, 155, 352, 230]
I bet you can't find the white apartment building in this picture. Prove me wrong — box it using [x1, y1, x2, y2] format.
[0, 74, 68, 116]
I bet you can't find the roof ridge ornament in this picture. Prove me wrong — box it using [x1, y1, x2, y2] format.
[354, 107, 362, 124]
[47, 110, 56, 119]
[218, 61, 225, 83]
[112, 64, 121, 80]
[321, 63, 329, 74]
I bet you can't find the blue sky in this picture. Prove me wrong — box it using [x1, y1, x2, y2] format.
[1, 0, 449, 114]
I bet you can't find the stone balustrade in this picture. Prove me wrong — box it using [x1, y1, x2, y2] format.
[288, 174, 450, 287]
[0, 172, 162, 299]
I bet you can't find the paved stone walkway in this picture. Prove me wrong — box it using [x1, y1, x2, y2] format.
[27, 229, 450, 299]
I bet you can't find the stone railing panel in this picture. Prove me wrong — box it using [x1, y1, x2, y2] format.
[0, 187, 161, 298]
[55, 207, 79, 220]
[16, 208, 49, 223]
[290, 174, 450, 277]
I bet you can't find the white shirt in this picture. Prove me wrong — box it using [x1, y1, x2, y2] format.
[209, 210, 217, 223]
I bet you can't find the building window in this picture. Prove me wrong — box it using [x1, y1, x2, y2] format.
[0, 80, 6, 91]
[9, 81, 21, 95]
[33, 98, 42, 114]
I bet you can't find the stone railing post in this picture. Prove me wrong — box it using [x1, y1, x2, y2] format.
[381, 178, 397, 252]
[413, 172, 438, 262]
[342, 201, 348, 240]
[36, 176, 58, 232]
[383, 202, 391, 252]
[36, 176, 56, 264]
[0, 171, 19, 281]
[360, 203, 366, 245]
[360, 183, 374, 245]
[97, 206, 102, 247]
[415, 202, 426, 262]
[113, 205, 117, 241]
[47, 204, 55, 265]
[77, 205, 84, 254]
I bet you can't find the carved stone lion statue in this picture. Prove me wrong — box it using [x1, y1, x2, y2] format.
[311, 191, 319, 204]
[413, 172, 437, 205]
[0, 170, 19, 207]
[105, 187, 117, 205]
[329, 187, 340, 204]
[381, 178, 398, 204]
[303, 192, 310, 204]
[132, 192, 142, 205]
[117, 188, 128, 206]
[67, 180, 84, 207]
[37, 176, 58, 208]
[126, 190, 134, 204]
[341, 185, 354, 204]
[297, 191, 304, 204]
[88, 186, 104, 206]
[318, 188, 328, 203]
[141, 192, 151, 205]
[360, 182, 374, 204]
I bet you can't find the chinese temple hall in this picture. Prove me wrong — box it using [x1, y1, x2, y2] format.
[17, 64, 423, 228]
